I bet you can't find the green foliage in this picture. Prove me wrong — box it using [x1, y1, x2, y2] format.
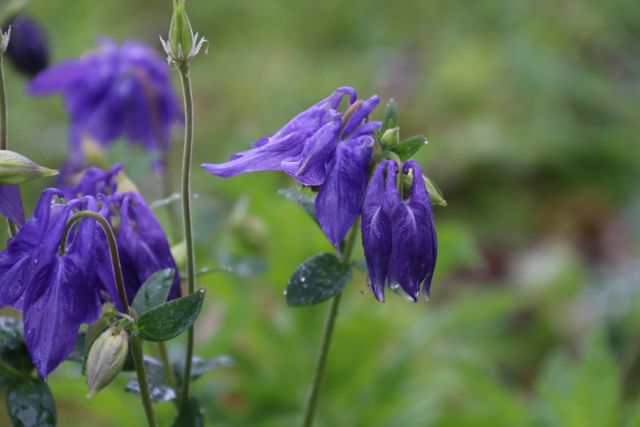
[5, 379, 56, 427]
[285, 253, 352, 307]
[131, 269, 176, 315]
[136, 289, 206, 342]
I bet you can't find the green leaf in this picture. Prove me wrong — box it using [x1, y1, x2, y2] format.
[392, 135, 428, 161]
[125, 356, 176, 403]
[285, 253, 352, 307]
[5, 379, 56, 427]
[136, 289, 206, 342]
[423, 174, 447, 207]
[172, 398, 204, 427]
[278, 188, 319, 226]
[132, 269, 176, 315]
[173, 355, 234, 385]
[381, 98, 399, 133]
[0, 317, 23, 352]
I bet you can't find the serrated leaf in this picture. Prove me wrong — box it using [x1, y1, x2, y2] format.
[125, 356, 176, 403]
[5, 379, 57, 427]
[381, 98, 399, 133]
[136, 289, 206, 342]
[423, 174, 447, 207]
[172, 398, 204, 427]
[392, 135, 428, 161]
[132, 269, 175, 315]
[285, 253, 352, 307]
[278, 188, 318, 225]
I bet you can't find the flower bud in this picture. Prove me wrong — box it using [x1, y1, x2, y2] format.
[2, 14, 50, 76]
[168, 0, 194, 61]
[0, 150, 58, 185]
[0, 26, 9, 54]
[85, 327, 128, 399]
[380, 127, 400, 149]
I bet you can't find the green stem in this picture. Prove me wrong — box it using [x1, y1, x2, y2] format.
[301, 218, 360, 427]
[177, 63, 196, 406]
[61, 211, 157, 427]
[0, 54, 18, 237]
[131, 338, 158, 427]
[157, 342, 178, 392]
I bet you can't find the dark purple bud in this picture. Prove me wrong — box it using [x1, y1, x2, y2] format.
[360, 161, 398, 301]
[388, 161, 437, 301]
[2, 14, 49, 77]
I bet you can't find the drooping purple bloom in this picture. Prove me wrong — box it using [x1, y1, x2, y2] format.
[68, 164, 181, 309]
[203, 87, 380, 252]
[0, 185, 25, 226]
[28, 39, 181, 173]
[2, 13, 49, 76]
[361, 160, 437, 302]
[0, 190, 103, 377]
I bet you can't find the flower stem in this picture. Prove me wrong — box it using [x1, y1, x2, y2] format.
[177, 63, 197, 406]
[301, 218, 360, 427]
[61, 211, 157, 427]
[0, 54, 18, 237]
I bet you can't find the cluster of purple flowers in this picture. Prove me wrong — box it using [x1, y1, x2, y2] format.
[28, 39, 182, 178]
[203, 87, 437, 301]
[0, 165, 179, 377]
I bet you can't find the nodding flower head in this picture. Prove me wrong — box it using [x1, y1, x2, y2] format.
[202, 87, 380, 255]
[2, 13, 50, 76]
[28, 39, 181, 174]
[361, 160, 437, 302]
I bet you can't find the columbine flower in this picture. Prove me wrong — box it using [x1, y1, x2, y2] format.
[0, 190, 103, 376]
[68, 164, 181, 308]
[2, 13, 50, 76]
[361, 160, 437, 302]
[203, 86, 380, 254]
[28, 39, 181, 173]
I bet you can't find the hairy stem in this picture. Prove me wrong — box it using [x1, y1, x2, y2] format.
[61, 211, 157, 427]
[177, 63, 197, 406]
[301, 218, 360, 427]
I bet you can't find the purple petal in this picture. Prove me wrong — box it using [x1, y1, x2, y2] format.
[388, 161, 437, 301]
[316, 135, 373, 256]
[361, 161, 398, 301]
[342, 95, 380, 136]
[0, 185, 25, 226]
[281, 114, 341, 186]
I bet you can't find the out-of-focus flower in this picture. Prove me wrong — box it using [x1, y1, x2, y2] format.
[2, 13, 49, 76]
[0, 190, 103, 377]
[361, 160, 437, 302]
[203, 87, 380, 253]
[0, 184, 24, 226]
[28, 39, 181, 173]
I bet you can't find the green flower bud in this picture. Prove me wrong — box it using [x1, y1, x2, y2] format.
[0, 27, 10, 55]
[0, 150, 58, 185]
[85, 326, 128, 399]
[380, 127, 400, 149]
[160, 0, 207, 64]
[169, 0, 193, 60]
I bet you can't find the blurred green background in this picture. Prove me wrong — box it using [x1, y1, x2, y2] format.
[1, 0, 640, 425]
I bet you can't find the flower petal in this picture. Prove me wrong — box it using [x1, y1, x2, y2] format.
[388, 161, 437, 301]
[316, 135, 373, 257]
[0, 185, 25, 226]
[342, 95, 380, 136]
[361, 161, 398, 301]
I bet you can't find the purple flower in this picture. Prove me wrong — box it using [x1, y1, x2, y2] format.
[202, 87, 380, 252]
[2, 13, 49, 76]
[361, 160, 437, 302]
[0, 190, 103, 377]
[68, 165, 181, 310]
[28, 39, 181, 172]
[0, 185, 25, 226]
